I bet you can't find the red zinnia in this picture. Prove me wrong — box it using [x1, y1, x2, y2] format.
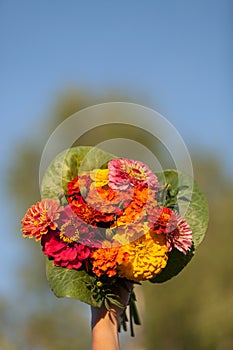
[41, 230, 92, 270]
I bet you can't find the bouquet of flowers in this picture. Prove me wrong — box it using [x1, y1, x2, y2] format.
[21, 146, 208, 335]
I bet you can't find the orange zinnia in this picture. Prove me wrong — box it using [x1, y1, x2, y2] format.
[92, 245, 129, 277]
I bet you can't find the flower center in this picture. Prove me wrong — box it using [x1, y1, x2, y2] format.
[127, 165, 146, 180]
[59, 221, 80, 243]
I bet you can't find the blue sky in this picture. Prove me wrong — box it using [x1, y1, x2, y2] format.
[0, 0, 232, 297]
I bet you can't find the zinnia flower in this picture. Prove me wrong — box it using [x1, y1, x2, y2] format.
[152, 207, 175, 233]
[118, 232, 168, 282]
[81, 170, 132, 216]
[153, 207, 192, 254]
[115, 185, 149, 226]
[67, 176, 115, 226]
[166, 215, 193, 254]
[85, 186, 124, 215]
[21, 199, 61, 241]
[90, 169, 109, 187]
[92, 244, 129, 277]
[57, 205, 103, 248]
[41, 230, 92, 270]
[108, 158, 158, 190]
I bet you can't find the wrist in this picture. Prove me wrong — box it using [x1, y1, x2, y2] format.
[91, 306, 120, 350]
[91, 305, 120, 329]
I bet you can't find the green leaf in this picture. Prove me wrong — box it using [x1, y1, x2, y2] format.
[106, 296, 124, 309]
[184, 179, 209, 249]
[41, 146, 115, 200]
[150, 246, 195, 284]
[46, 259, 102, 307]
[150, 170, 209, 283]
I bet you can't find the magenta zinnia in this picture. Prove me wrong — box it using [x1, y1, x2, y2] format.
[21, 199, 61, 241]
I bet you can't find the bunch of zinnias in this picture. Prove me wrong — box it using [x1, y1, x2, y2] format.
[21, 147, 208, 335]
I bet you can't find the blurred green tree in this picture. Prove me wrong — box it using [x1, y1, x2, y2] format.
[5, 88, 233, 350]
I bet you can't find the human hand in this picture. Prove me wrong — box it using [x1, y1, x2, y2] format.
[91, 280, 133, 350]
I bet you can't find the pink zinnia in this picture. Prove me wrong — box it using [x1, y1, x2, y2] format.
[166, 215, 193, 254]
[41, 230, 92, 270]
[153, 207, 192, 254]
[108, 158, 158, 190]
[21, 199, 62, 241]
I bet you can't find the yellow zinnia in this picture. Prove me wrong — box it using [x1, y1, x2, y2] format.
[90, 169, 109, 187]
[118, 231, 168, 282]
